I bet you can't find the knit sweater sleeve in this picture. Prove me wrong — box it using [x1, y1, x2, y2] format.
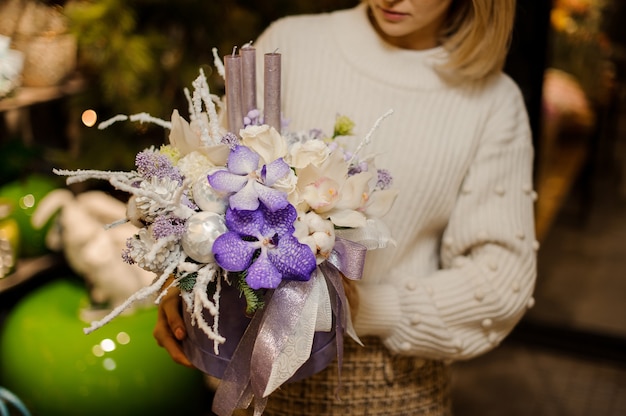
[354, 78, 537, 361]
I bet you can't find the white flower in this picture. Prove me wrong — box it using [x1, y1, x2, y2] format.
[272, 169, 299, 197]
[177, 151, 215, 182]
[294, 211, 336, 264]
[169, 109, 203, 156]
[240, 124, 288, 165]
[169, 110, 230, 165]
[288, 139, 330, 169]
[361, 188, 399, 219]
[295, 150, 347, 210]
[300, 176, 341, 212]
[325, 171, 373, 228]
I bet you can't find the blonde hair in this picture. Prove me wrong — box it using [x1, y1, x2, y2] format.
[441, 0, 517, 80]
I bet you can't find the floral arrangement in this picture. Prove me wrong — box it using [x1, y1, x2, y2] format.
[55, 48, 396, 415]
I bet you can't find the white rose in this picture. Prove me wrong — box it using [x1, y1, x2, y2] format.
[289, 139, 330, 169]
[272, 169, 298, 197]
[240, 124, 287, 165]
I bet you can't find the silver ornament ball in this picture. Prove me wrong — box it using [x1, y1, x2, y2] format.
[193, 174, 227, 214]
[181, 211, 227, 263]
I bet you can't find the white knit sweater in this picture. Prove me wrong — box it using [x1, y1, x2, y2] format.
[254, 4, 537, 361]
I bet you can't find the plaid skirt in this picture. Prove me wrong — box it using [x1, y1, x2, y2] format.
[261, 336, 452, 416]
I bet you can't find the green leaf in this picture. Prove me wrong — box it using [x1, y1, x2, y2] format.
[236, 273, 265, 316]
[177, 272, 197, 292]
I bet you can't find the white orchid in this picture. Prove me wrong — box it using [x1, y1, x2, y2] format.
[169, 110, 230, 166]
[361, 187, 399, 219]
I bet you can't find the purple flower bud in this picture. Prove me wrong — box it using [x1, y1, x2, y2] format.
[135, 149, 183, 184]
[152, 215, 186, 239]
[376, 168, 393, 190]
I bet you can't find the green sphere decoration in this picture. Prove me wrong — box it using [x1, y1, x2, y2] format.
[0, 175, 59, 258]
[0, 279, 208, 416]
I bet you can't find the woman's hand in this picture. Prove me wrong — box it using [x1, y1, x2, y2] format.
[153, 282, 194, 368]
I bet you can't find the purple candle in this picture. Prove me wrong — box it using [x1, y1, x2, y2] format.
[225, 54, 243, 135]
[240, 45, 257, 115]
[264, 52, 281, 132]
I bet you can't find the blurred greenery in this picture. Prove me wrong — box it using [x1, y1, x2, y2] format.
[53, 0, 357, 172]
[65, 0, 357, 114]
[0, 1, 358, 183]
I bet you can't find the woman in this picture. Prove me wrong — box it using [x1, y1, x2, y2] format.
[154, 1, 537, 414]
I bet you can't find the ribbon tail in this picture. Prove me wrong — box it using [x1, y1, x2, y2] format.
[320, 262, 348, 399]
[253, 396, 268, 416]
[262, 273, 324, 396]
[211, 298, 266, 416]
[249, 278, 314, 398]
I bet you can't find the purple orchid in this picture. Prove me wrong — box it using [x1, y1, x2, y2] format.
[212, 204, 316, 290]
[208, 145, 290, 212]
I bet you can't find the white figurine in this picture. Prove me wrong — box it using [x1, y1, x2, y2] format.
[32, 189, 156, 314]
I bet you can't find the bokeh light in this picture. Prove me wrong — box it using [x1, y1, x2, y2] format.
[82, 109, 98, 127]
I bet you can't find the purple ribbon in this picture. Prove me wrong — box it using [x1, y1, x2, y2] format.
[211, 237, 367, 415]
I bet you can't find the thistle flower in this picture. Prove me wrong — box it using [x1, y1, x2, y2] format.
[152, 215, 186, 239]
[135, 148, 183, 184]
[220, 132, 240, 149]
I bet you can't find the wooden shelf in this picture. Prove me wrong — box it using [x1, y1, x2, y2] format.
[0, 254, 64, 293]
[0, 75, 85, 112]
